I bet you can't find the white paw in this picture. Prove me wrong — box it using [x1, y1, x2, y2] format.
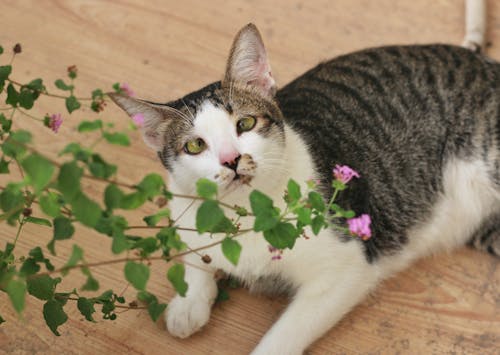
[166, 295, 212, 338]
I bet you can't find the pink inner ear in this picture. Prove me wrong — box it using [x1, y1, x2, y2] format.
[247, 57, 275, 94]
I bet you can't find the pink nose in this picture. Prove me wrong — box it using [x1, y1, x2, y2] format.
[219, 150, 240, 166]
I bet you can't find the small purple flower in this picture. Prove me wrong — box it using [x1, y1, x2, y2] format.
[120, 82, 135, 97]
[132, 113, 145, 126]
[347, 214, 372, 240]
[268, 245, 283, 261]
[333, 165, 360, 184]
[46, 113, 63, 133]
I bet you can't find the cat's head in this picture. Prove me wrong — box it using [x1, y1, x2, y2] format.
[110, 24, 287, 195]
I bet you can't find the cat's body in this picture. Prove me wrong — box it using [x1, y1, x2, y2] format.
[111, 25, 500, 354]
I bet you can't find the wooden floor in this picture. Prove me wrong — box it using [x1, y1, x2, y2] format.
[1, 0, 499, 354]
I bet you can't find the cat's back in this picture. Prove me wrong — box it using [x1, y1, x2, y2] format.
[276, 44, 500, 259]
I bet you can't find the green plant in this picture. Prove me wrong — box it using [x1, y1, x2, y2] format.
[0, 43, 370, 334]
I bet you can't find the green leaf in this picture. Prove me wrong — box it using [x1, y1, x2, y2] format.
[104, 184, 123, 211]
[91, 89, 104, 100]
[53, 216, 75, 240]
[253, 211, 279, 232]
[6, 279, 26, 313]
[143, 209, 170, 227]
[249, 189, 280, 232]
[250, 190, 274, 214]
[65, 95, 80, 113]
[111, 230, 128, 254]
[27, 275, 59, 301]
[0, 315, 4, 324]
[88, 154, 117, 179]
[196, 200, 224, 233]
[81, 269, 99, 291]
[26, 78, 45, 92]
[43, 299, 68, 336]
[77, 120, 102, 132]
[5, 84, 19, 107]
[71, 192, 102, 227]
[21, 154, 54, 193]
[147, 301, 167, 322]
[136, 174, 164, 198]
[18, 88, 35, 109]
[296, 207, 312, 225]
[119, 192, 146, 210]
[39, 192, 61, 218]
[62, 245, 83, 275]
[103, 132, 130, 146]
[25, 216, 52, 227]
[54, 79, 74, 91]
[0, 113, 12, 133]
[287, 179, 301, 202]
[20, 258, 40, 276]
[57, 161, 82, 202]
[0, 46, 3, 55]
[0, 157, 10, 173]
[157, 227, 187, 253]
[0, 184, 23, 213]
[77, 297, 96, 322]
[311, 215, 325, 235]
[124, 261, 149, 291]
[196, 178, 218, 199]
[0, 65, 12, 91]
[263, 222, 299, 249]
[167, 263, 188, 297]
[308, 191, 325, 212]
[221, 238, 241, 266]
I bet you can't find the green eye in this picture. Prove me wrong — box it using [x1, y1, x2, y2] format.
[184, 138, 206, 155]
[237, 116, 256, 134]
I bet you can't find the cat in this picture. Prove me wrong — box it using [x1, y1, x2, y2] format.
[110, 15, 499, 355]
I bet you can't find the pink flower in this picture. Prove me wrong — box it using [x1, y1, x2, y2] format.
[333, 165, 360, 184]
[347, 214, 372, 240]
[46, 113, 63, 133]
[132, 113, 145, 126]
[268, 245, 283, 260]
[120, 82, 135, 97]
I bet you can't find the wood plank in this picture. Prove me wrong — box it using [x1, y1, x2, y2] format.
[0, 0, 499, 354]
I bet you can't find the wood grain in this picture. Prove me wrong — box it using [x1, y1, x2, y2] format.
[0, 0, 499, 354]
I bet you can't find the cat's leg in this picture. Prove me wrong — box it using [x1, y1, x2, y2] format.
[166, 255, 218, 338]
[462, 0, 486, 52]
[469, 211, 500, 257]
[251, 262, 379, 355]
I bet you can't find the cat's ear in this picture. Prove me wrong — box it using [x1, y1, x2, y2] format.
[224, 23, 276, 97]
[109, 93, 167, 151]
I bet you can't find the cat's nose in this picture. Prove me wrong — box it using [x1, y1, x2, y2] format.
[222, 153, 241, 171]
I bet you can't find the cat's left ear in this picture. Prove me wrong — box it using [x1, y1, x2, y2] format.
[109, 93, 169, 151]
[223, 23, 276, 97]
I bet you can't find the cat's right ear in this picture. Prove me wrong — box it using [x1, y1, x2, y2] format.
[109, 93, 167, 151]
[223, 23, 276, 97]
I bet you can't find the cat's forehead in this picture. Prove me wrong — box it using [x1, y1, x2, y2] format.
[165, 81, 224, 118]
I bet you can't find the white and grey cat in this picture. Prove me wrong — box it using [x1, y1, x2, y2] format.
[111, 2, 499, 353]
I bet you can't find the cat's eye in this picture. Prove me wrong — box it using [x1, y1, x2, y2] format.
[184, 138, 207, 155]
[237, 116, 256, 134]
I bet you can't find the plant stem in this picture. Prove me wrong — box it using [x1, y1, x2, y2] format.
[29, 229, 251, 280]
[12, 216, 26, 248]
[7, 78, 92, 101]
[17, 109, 44, 122]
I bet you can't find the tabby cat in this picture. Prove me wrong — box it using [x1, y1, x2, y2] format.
[111, 18, 499, 355]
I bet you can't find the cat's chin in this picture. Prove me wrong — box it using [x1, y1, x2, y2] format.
[219, 175, 254, 196]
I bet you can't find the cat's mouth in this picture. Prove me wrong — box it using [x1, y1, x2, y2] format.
[233, 173, 253, 185]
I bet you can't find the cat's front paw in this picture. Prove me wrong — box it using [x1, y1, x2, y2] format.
[166, 295, 212, 338]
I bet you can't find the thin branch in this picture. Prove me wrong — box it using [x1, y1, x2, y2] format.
[7, 78, 93, 101]
[29, 229, 251, 280]
[58, 295, 148, 310]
